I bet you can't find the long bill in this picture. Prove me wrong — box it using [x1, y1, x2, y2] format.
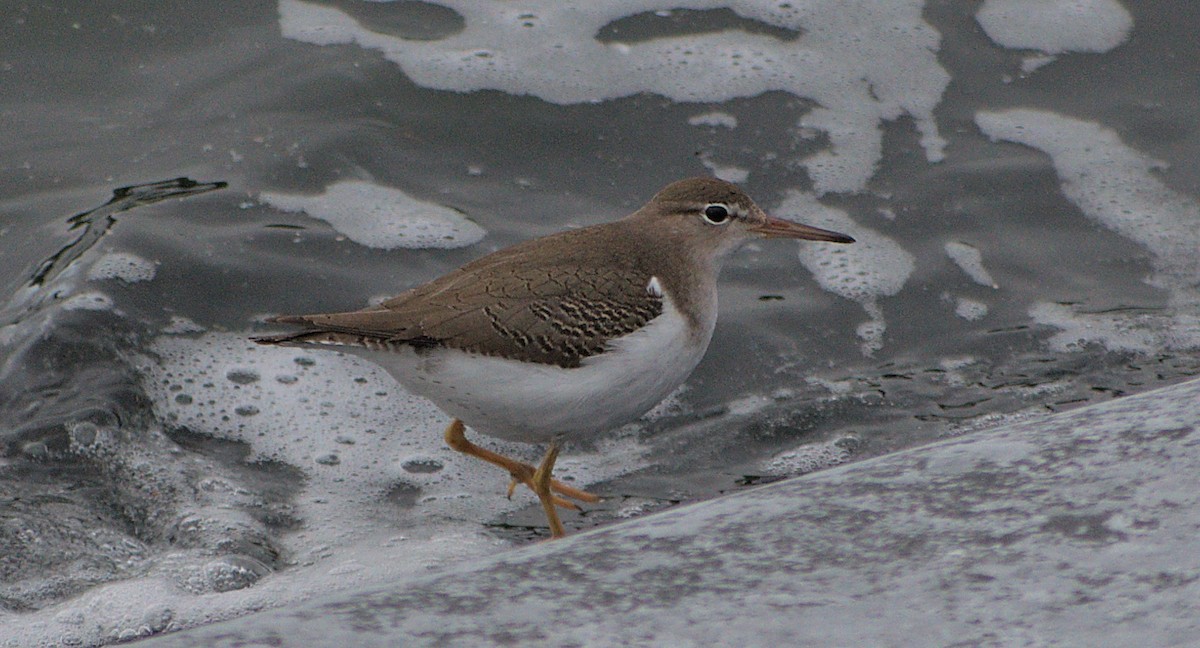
[751, 216, 855, 243]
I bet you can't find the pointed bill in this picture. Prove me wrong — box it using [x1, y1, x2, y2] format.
[750, 216, 855, 243]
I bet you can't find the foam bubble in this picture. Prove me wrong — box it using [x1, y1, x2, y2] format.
[62, 291, 113, 311]
[976, 0, 1133, 54]
[162, 315, 206, 334]
[87, 252, 158, 283]
[688, 111, 738, 128]
[760, 437, 855, 475]
[782, 191, 915, 355]
[1029, 301, 1156, 353]
[640, 383, 691, 422]
[945, 241, 998, 288]
[725, 394, 773, 417]
[805, 376, 854, 396]
[953, 297, 989, 321]
[1020, 53, 1056, 75]
[699, 155, 750, 183]
[260, 180, 485, 250]
[278, 0, 950, 195]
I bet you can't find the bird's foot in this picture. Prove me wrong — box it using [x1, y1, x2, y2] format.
[443, 418, 601, 515]
[505, 465, 601, 509]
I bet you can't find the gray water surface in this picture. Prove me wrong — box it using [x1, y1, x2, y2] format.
[2, 1, 1198, 645]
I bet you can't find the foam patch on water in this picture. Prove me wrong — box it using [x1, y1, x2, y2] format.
[976, 0, 1133, 54]
[699, 155, 750, 183]
[260, 180, 485, 249]
[725, 394, 775, 418]
[688, 111, 738, 129]
[162, 315, 206, 335]
[782, 191, 915, 355]
[3, 525, 498, 647]
[641, 384, 691, 422]
[87, 252, 158, 283]
[61, 291, 114, 312]
[142, 332, 645, 527]
[1029, 302, 1159, 353]
[977, 108, 1200, 351]
[953, 296, 989, 321]
[1020, 54, 1057, 75]
[944, 241, 998, 288]
[0, 331, 664, 645]
[759, 438, 854, 476]
[278, 0, 950, 195]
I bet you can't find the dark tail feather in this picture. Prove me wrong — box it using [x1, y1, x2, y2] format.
[252, 330, 322, 346]
[253, 314, 330, 345]
[252, 313, 411, 349]
[265, 314, 314, 325]
[252, 328, 392, 350]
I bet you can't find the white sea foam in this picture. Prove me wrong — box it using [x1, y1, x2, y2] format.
[1020, 54, 1057, 75]
[945, 241, 998, 288]
[782, 191, 915, 355]
[143, 333, 644, 527]
[640, 384, 691, 421]
[760, 438, 854, 475]
[162, 315, 206, 335]
[954, 296, 989, 321]
[260, 180, 485, 250]
[278, 0, 950, 195]
[688, 111, 738, 129]
[61, 291, 114, 311]
[1029, 301, 1157, 353]
[87, 252, 158, 283]
[699, 155, 750, 183]
[977, 109, 1200, 350]
[128, 320, 674, 566]
[976, 0, 1133, 54]
[0, 331, 665, 647]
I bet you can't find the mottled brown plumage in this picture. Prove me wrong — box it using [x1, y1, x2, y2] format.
[262, 246, 667, 368]
[257, 177, 825, 367]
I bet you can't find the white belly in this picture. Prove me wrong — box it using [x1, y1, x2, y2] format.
[361, 296, 713, 444]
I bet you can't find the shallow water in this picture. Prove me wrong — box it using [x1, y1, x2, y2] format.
[2, 1, 1198, 645]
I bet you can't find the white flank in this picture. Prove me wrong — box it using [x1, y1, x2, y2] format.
[362, 292, 710, 443]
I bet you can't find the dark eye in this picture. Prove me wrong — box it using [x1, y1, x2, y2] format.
[703, 204, 730, 224]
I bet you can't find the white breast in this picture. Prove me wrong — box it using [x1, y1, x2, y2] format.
[361, 291, 714, 444]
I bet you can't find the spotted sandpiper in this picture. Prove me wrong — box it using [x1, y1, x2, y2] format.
[254, 177, 854, 538]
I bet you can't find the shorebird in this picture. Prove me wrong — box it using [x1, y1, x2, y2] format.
[255, 177, 854, 537]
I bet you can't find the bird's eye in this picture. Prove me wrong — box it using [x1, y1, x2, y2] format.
[703, 204, 731, 225]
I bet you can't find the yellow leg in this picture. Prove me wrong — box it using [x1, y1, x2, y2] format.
[443, 419, 600, 515]
[533, 441, 565, 538]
